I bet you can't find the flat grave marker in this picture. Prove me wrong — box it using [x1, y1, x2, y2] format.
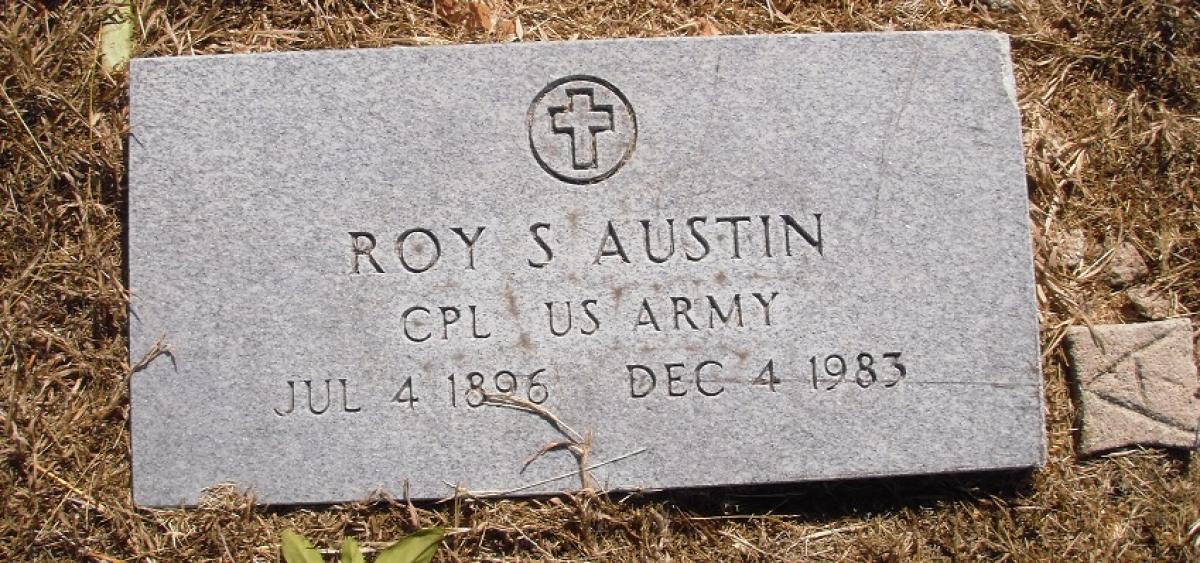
[128, 31, 1044, 506]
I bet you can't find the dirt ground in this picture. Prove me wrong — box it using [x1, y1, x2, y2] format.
[2, 0, 1199, 560]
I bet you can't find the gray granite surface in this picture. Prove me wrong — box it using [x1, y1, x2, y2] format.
[128, 31, 1044, 506]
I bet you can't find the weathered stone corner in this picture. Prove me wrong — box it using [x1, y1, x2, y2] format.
[1065, 318, 1199, 455]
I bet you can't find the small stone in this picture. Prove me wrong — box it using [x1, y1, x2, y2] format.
[1103, 242, 1149, 288]
[1126, 286, 1172, 320]
[1065, 318, 1199, 455]
[1049, 228, 1086, 271]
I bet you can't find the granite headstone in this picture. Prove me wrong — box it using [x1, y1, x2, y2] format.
[128, 31, 1044, 506]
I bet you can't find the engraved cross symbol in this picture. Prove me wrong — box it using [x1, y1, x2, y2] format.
[549, 88, 614, 170]
[528, 76, 636, 183]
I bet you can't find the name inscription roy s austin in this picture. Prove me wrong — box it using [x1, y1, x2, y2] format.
[270, 210, 882, 416]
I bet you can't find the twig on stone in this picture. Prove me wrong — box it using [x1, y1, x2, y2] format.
[130, 333, 175, 374]
[479, 392, 596, 489]
[442, 448, 648, 499]
[479, 393, 583, 443]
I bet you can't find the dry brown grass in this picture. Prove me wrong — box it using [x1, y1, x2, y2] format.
[2, 0, 1199, 560]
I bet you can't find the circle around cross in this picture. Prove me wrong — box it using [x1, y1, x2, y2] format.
[527, 75, 638, 184]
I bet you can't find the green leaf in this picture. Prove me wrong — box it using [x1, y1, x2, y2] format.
[340, 537, 365, 563]
[375, 528, 445, 563]
[280, 530, 323, 563]
[99, 0, 132, 73]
